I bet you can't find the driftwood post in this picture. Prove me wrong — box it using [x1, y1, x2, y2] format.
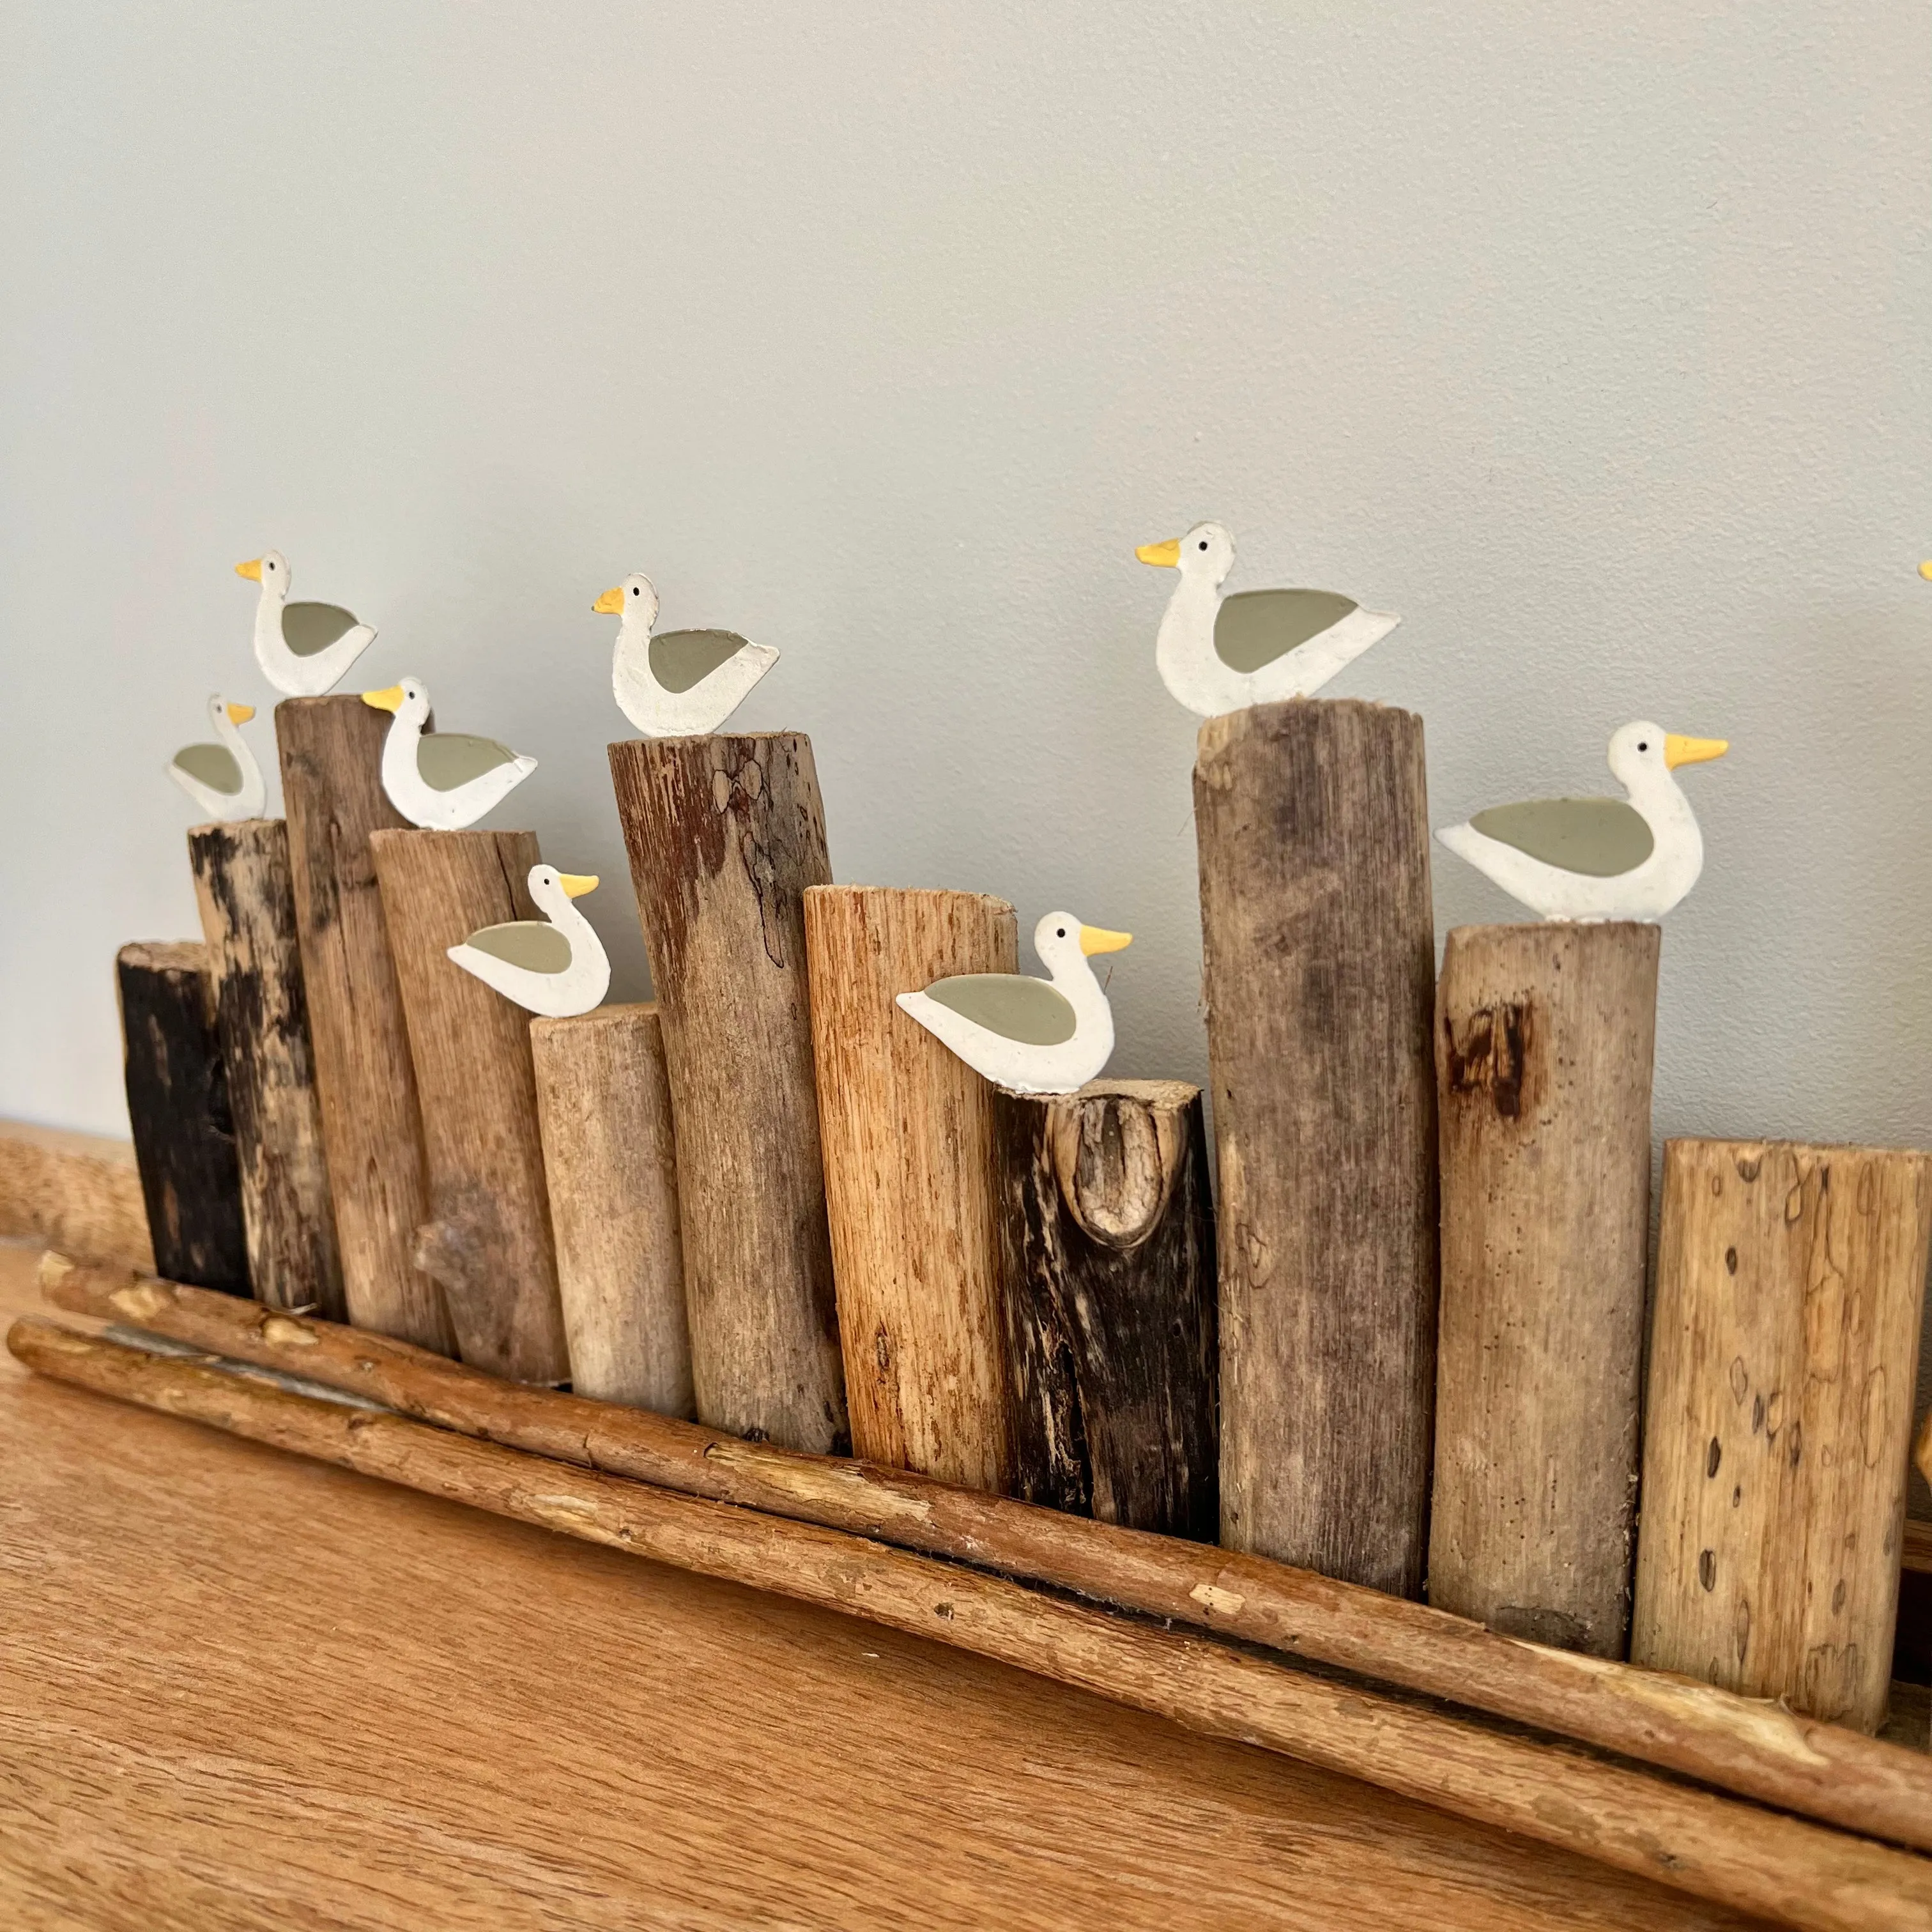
[1429, 922, 1659, 1655]
[276, 696, 451, 1354]
[368, 829, 570, 1385]
[609, 735, 847, 1453]
[115, 942, 250, 1296]
[187, 819, 345, 1319]
[1195, 698, 1439, 1597]
[530, 1003, 693, 1415]
[992, 1078, 1217, 1538]
[804, 885, 1016, 1491]
[1632, 1137, 1932, 1733]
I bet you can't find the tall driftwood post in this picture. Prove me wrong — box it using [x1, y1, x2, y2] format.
[115, 942, 250, 1296]
[609, 735, 847, 1453]
[369, 829, 570, 1385]
[530, 1003, 693, 1416]
[1195, 698, 1439, 1597]
[804, 885, 1015, 1491]
[1632, 1138, 1932, 1733]
[187, 819, 345, 1320]
[992, 1078, 1218, 1538]
[277, 696, 451, 1354]
[1429, 922, 1659, 1656]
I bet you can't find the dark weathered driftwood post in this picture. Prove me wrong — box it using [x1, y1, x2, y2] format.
[609, 735, 847, 1453]
[1195, 698, 1439, 1597]
[277, 696, 451, 1354]
[1632, 1138, 1932, 1733]
[369, 828, 571, 1385]
[804, 885, 1016, 1491]
[1429, 922, 1659, 1656]
[187, 819, 345, 1319]
[115, 941, 249, 1295]
[992, 1078, 1217, 1538]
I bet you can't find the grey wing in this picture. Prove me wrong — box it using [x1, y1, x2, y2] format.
[463, 922, 572, 974]
[1468, 797, 1655, 877]
[922, 974, 1077, 1046]
[1213, 589, 1360, 674]
[418, 733, 520, 792]
[282, 601, 362, 657]
[172, 743, 242, 793]
[650, 629, 754, 695]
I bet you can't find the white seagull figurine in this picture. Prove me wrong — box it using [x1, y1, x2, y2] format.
[1436, 720, 1729, 921]
[361, 678, 537, 829]
[1136, 521, 1400, 718]
[896, 911, 1131, 1096]
[236, 550, 377, 696]
[595, 572, 779, 736]
[168, 695, 265, 821]
[446, 865, 610, 1018]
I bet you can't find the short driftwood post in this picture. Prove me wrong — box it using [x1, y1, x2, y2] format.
[1195, 698, 1439, 1597]
[804, 885, 1015, 1491]
[993, 1078, 1217, 1538]
[277, 696, 450, 1354]
[1632, 1138, 1932, 1732]
[369, 829, 570, 1385]
[187, 819, 345, 1320]
[609, 735, 846, 1453]
[115, 942, 249, 1296]
[530, 1004, 693, 1416]
[1429, 923, 1659, 1656]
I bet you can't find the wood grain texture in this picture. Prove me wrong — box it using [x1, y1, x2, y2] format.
[1633, 1139, 1932, 1732]
[20, 1319, 1928, 1932]
[1195, 698, 1440, 1594]
[529, 1002, 693, 1414]
[368, 829, 569, 1385]
[1430, 922, 1659, 1657]
[609, 734, 847, 1453]
[0, 1122, 151, 1269]
[804, 885, 1016, 1490]
[275, 696, 451, 1354]
[188, 819, 345, 1320]
[115, 942, 249, 1296]
[993, 1078, 1217, 1537]
[43, 1250, 1932, 1856]
[0, 1251, 1775, 1932]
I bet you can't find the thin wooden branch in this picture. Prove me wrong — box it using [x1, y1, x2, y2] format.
[38, 1249, 1932, 1856]
[0, 1123, 151, 1270]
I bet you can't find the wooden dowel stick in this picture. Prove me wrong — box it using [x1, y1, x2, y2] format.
[367, 829, 569, 1385]
[1430, 922, 1659, 1656]
[115, 942, 249, 1296]
[1632, 1138, 1932, 1733]
[804, 885, 1016, 1491]
[992, 1078, 1217, 1538]
[275, 696, 451, 1354]
[40, 1249, 1932, 1855]
[530, 1004, 693, 1415]
[1194, 698, 1440, 1595]
[11, 1317, 1927, 1932]
[608, 735, 846, 1453]
[187, 819, 346, 1320]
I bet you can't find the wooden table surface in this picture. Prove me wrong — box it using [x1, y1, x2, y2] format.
[0, 1242, 1771, 1932]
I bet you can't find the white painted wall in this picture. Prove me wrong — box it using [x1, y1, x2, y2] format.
[6, 5, 1930, 1477]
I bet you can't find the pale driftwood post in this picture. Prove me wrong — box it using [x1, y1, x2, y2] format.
[803, 885, 1016, 1491]
[992, 1078, 1217, 1539]
[609, 735, 847, 1453]
[116, 942, 250, 1296]
[530, 1003, 693, 1416]
[1195, 698, 1439, 1597]
[276, 696, 452, 1354]
[1429, 923, 1659, 1655]
[368, 828, 571, 1385]
[1632, 1138, 1932, 1733]
[187, 819, 345, 1319]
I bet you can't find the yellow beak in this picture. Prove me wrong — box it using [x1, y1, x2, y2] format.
[1919, 561, 1932, 581]
[235, 558, 263, 582]
[225, 703, 256, 726]
[1135, 539, 1181, 568]
[558, 873, 599, 898]
[1079, 924, 1133, 956]
[1664, 733, 1729, 770]
[361, 685, 405, 714]
[593, 586, 626, 615]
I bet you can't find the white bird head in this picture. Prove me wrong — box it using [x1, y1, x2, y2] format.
[1607, 719, 1730, 793]
[1137, 521, 1235, 588]
[1034, 910, 1133, 978]
[210, 694, 256, 730]
[527, 863, 600, 915]
[361, 676, 431, 725]
[593, 572, 659, 630]
[235, 549, 290, 595]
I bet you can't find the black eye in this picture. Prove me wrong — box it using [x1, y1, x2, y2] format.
[1056, 927, 1066, 938]
[630, 585, 638, 595]
[1198, 540, 1208, 551]
[1637, 741, 1648, 752]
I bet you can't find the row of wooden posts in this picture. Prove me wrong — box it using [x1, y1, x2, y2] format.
[116, 695, 1928, 1736]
